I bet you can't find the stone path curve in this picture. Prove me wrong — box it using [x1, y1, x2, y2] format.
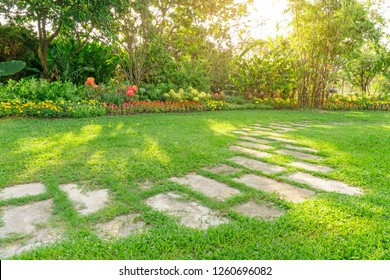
[0, 121, 363, 258]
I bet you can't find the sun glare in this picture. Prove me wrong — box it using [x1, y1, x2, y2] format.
[240, 0, 289, 40]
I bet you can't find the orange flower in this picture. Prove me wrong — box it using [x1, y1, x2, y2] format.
[85, 77, 95, 85]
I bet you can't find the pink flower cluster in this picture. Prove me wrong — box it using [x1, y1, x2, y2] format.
[125, 85, 138, 97]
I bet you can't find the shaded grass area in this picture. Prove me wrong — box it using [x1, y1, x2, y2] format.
[0, 110, 389, 259]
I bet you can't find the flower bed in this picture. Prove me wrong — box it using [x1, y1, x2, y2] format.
[105, 100, 207, 115]
[0, 100, 106, 118]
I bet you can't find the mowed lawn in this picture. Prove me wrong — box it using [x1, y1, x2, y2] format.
[0, 109, 389, 259]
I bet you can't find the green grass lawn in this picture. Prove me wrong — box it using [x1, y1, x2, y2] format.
[0, 109, 389, 259]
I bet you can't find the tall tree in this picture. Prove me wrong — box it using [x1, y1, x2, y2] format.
[0, 0, 127, 79]
[287, 0, 383, 108]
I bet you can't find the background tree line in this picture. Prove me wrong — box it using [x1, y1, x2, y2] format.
[1, 0, 389, 108]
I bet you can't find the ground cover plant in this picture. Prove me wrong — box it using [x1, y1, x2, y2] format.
[0, 110, 389, 259]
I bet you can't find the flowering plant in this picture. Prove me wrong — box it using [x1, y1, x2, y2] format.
[125, 85, 139, 97]
[85, 77, 99, 89]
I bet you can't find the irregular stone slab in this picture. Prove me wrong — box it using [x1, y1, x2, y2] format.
[0, 199, 53, 237]
[238, 141, 273, 150]
[146, 192, 228, 229]
[230, 146, 272, 159]
[170, 173, 240, 201]
[283, 172, 362, 195]
[267, 136, 299, 144]
[229, 156, 285, 174]
[290, 123, 312, 128]
[0, 227, 61, 259]
[250, 126, 273, 132]
[275, 149, 324, 161]
[234, 174, 314, 203]
[270, 127, 294, 132]
[289, 162, 333, 173]
[253, 124, 273, 130]
[250, 131, 285, 138]
[96, 214, 146, 240]
[204, 164, 241, 175]
[234, 201, 285, 220]
[269, 123, 293, 128]
[239, 136, 274, 144]
[60, 184, 109, 215]
[0, 183, 46, 200]
[283, 144, 318, 153]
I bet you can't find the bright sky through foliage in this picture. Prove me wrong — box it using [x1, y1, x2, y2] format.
[251, 0, 288, 38]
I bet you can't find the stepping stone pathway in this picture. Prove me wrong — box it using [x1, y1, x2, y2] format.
[0, 183, 46, 200]
[170, 173, 240, 201]
[96, 214, 146, 240]
[238, 141, 273, 150]
[288, 161, 333, 173]
[251, 131, 285, 138]
[234, 201, 284, 220]
[283, 172, 362, 195]
[232, 130, 252, 136]
[250, 127, 273, 132]
[146, 192, 228, 229]
[0, 227, 61, 259]
[229, 156, 285, 174]
[234, 174, 315, 203]
[267, 136, 299, 144]
[275, 149, 324, 161]
[0, 200, 53, 237]
[230, 146, 272, 159]
[204, 164, 241, 175]
[60, 184, 109, 215]
[239, 136, 273, 144]
[0, 198, 61, 259]
[1, 121, 367, 258]
[283, 144, 318, 153]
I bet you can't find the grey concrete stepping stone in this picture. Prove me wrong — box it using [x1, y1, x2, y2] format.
[283, 172, 362, 195]
[283, 144, 318, 153]
[0, 227, 61, 259]
[204, 164, 241, 175]
[229, 156, 285, 174]
[96, 214, 146, 240]
[146, 192, 228, 229]
[230, 146, 272, 159]
[289, 162, 333, 173]
[239, 136, 273, 144]
[290, 123, 312, 128]
[234, 201, 285, 220]
[267, 136, 299, 144]
[234, 174, 314, 203]
[275, 149, 324, 161]
[238, 141, 273, 150]
[270, 126, 294, 132]
[251, 131, 285, 138]
[170, 173, 240, 201]
[253, 124, 273, 130]
[0, 199, 53, 237]
[0, 183, 46, 200]
[250, 126, 273, 132]
[60, 184, 109, 215]
[269, 123, 293, 128]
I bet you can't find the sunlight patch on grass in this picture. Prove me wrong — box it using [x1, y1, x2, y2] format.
[141, 137, 171, 165]
[207, 119, 236, 135]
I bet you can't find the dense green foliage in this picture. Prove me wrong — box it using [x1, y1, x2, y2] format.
[0, 0, 389, 110]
